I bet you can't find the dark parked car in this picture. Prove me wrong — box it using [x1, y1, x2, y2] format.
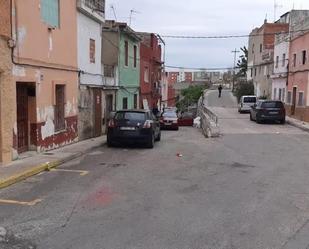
[160, 111, 179, 130]
[107, 109, 161, 148]
[250, 100, 286, 124]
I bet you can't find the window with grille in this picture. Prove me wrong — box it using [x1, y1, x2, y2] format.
[133, 45, 137, 68]
[282, 88, 285, 102]
[90, 39, 95, 63]
[273, 88, 277, 100]
[302, 50, 307, 65]
[134, 94, 138, 109]
[41, 0, 59, 27]
[293, 54, 297, 67]
[125, 41, 129, 66]
[144, 66, 149, 83]
[298, 92, 304, 106]
[55, 85, 65, 131]
[287, 91, 292, 104]
[122, 97, 128, 109]
[282, 53, 286, 67]
[275, 56, 279, 68]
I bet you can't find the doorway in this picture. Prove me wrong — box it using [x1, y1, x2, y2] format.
[16, 84, 29, 153]
[93, 88, 102, 137]
[291, 87, 297, 115]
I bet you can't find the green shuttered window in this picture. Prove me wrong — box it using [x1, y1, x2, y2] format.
[41, 0, 59, 27]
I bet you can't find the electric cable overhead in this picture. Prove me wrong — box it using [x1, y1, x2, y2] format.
[160, 29, 309, 39]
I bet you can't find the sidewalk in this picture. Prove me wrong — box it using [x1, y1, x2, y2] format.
[286, 116, 309, 132]
[0, 135, 106, 189]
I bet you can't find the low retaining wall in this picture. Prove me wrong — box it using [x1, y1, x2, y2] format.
[197, 98, 220, 138]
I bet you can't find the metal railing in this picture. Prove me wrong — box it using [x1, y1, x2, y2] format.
[81, 0, 105, 14]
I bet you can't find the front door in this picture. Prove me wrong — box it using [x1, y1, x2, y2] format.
[16, 84, 29, 153]
[291, 87, 297, 115]
[93, 89, 102, 137]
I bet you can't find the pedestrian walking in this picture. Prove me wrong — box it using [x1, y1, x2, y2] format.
[218, 85, 223, 98]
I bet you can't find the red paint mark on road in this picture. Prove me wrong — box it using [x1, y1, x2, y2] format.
[83, 184, 117, 207]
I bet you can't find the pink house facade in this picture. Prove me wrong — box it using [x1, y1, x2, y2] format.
[11, 0, 79, 159]
[286, 31, 309, 122]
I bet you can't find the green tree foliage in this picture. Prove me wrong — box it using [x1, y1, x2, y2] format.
[236, 46, 248, 78]
[176, 85, 206, 112]
[234, 81, 254, 102]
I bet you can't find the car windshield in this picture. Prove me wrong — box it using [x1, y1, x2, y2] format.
[243, 97, 256, 103]
[115, 112, 146, 121]
[163, 112, 177, 118]
[261, 102, 283, 108]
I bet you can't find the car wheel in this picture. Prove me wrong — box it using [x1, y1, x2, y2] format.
[256, 116, 262, 124]
[280, 118, 286, 124]
[155, 131, 161, 141]
[146, 134, 154, 148]
[107, 137, 113, 147]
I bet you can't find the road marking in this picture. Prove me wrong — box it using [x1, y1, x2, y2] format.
[49, 168, 89, 176]
[0, 199, 42, 206]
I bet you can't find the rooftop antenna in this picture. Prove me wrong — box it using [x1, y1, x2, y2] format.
[129, 9, 141, 26]
[110, 5, 117, 21]
[274, 0, 283, 22]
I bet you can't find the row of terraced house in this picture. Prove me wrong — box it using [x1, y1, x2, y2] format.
[0, 0, 166, 164]
[247, 10, 309, 122]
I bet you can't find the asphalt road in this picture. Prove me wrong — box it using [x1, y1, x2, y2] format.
[1, 91, 309, 249]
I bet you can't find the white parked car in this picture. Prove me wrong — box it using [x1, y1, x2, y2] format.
[238, 96, 257, 113]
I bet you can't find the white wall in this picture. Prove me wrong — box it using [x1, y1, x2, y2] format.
[78, 12, 103, 86]
[273, 40, 289, 75]
[272, 38, 289, 101]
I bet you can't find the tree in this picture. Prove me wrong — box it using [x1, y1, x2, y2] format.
[236, 46, 248, 78]
[234, 80, 254, 102]
[176, 85, 206, 112]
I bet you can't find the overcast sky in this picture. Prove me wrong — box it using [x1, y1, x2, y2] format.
[105, 0, 309, 71]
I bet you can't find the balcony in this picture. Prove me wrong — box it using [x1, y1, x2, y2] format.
[77, 0, 105, 22]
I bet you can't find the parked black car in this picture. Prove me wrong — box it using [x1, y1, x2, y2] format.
[250, 100, 286, 124]
[107, 109, 161, 148]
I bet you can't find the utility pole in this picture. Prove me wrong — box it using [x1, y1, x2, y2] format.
[231, 49, 240, 92]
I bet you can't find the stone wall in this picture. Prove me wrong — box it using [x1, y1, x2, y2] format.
[0, 37, 14, 163]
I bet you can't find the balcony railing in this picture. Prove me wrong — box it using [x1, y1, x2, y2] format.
[80, 0, 105, 15]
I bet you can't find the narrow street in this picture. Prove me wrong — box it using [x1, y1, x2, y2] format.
[1, 91, 309, 249]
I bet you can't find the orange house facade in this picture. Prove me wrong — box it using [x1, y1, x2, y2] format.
[11, 0, 79, 159]
[286, 31, 309, 122]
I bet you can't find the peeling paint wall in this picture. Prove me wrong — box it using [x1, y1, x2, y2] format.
[12, 0, 79, 155]
[78, 86, 95, 140]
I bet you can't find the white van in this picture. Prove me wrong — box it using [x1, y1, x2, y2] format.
[238, 96, 257, 113]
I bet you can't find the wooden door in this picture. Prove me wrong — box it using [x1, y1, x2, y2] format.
[93, 89, 102, 137]
[16, 85, 29, 153]
[291, 87, 297, 115]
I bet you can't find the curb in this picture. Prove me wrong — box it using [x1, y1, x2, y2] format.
[286, 119, 309, 133]
[0, 141, 106, 190]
